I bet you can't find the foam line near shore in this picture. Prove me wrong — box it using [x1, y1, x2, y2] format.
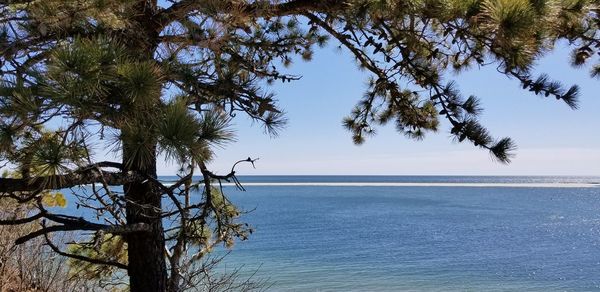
[214, 182, 599, 188]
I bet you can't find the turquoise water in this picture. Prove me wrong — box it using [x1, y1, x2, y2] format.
[208, 176, 600, 291]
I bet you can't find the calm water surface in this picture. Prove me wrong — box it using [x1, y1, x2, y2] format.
[61, 176, 600, 291]
[207, 176, 600, 291]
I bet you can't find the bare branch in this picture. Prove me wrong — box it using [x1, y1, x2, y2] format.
[0, 162, 137, 193]
[42, 229, 128, 270]
[14, 218, 150, 245]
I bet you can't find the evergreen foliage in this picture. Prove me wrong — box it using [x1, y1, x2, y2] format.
[0, 0, 597, 291]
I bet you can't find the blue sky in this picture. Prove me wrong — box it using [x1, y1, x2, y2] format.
[158, 42, 600, 176]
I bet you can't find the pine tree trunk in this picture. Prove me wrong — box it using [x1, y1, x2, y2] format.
[123, 3, 169, 290]
[123, 147, 167, 292]
[123, 2, 167, 289]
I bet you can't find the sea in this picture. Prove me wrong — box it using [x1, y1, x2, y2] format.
[64, 176, 600, 291]
[207, 176, 600, 291]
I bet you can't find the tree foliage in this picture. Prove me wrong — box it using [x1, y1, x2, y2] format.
[0, 0, 597, 291]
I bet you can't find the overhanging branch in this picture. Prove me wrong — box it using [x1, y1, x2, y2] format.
[15, 220, 150, 245]
[156, 0, 349, 29]
[0, 162, 137, 193]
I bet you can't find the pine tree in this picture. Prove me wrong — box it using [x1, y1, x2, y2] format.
[0, 0, 598, 291]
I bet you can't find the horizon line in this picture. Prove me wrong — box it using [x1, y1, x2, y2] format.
[155, 174, 600, 177]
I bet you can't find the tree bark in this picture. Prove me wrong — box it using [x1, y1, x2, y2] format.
[123, 146, 168, 292]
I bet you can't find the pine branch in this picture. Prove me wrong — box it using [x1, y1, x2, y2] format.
[156, 0, 348, 29]
[10, 215, 150, 245]
[42, 228, 128, 270]
[511, 71, 580, 109]
[0, 162, 136, 193]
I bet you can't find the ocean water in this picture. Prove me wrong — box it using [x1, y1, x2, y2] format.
[204, 176, 600, 291]
[57, 176, 600, 291]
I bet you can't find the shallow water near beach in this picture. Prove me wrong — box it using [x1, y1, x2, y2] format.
[207, 176, 600, 291]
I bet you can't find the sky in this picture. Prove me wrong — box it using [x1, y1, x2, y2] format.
[156, 41, 600, 176]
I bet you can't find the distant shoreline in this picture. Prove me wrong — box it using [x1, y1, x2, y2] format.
[215, 182, 599, 188]
[154, 175, 600, 188]
[158, 174, 600, 177]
